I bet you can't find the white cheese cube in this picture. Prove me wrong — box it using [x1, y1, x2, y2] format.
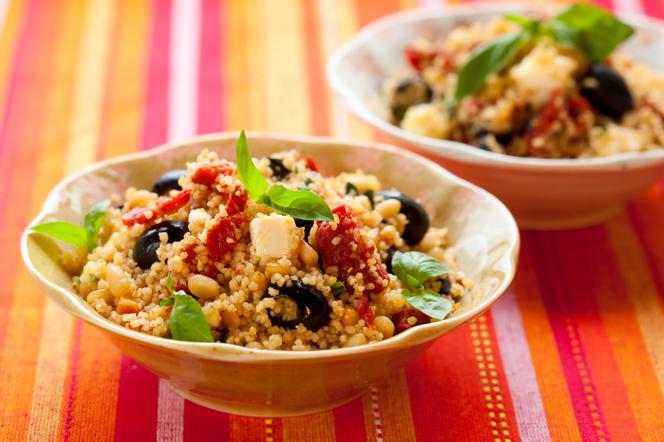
[250, 214, 301, 259]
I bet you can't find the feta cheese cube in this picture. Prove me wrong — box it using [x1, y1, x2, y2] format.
[250, 214, 302, 259]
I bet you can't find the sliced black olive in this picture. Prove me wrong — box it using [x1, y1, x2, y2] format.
[295, 218, 314, 240]
[390, 77, 432, 122]
[580, 63, 634, 120]
[266, 280, 331, 331]
[151, 170, 186, 195]
[385, 246, 398, 274]
[475, 129, 512, 151]
[268, 158, 290, 180]
[436, 276, 452, 295]
[134, 220, 188, 269]
[375, 190, 429, 246]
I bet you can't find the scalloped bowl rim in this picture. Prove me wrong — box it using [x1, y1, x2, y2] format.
[327, 1, 664, 171]
[21, 131, 519, 362]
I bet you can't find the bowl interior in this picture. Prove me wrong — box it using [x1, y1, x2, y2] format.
[327, 2, 664, 170]
[22, 133, 519, 358]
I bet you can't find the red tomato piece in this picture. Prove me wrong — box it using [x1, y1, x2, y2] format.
[405, 45, 435, 72]
[305, 157, 319, 172]
[157, 189, 191, 214]
[121, 207, 155, 226]
[121, 190, 191, 226]
[191, 163, 234, 186]
[226, 189, 247, 216]
[315, 205, 389, 296]
[392, 309, 430, 335]
[357, 294, 375, 328]
[206, 214, 248, 261]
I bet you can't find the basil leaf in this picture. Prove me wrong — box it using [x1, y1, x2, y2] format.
[260, 185, 333, 221]
[454, 31, 530, 101]
[30, 222, 89, 248]
[169, 292, 214, 342]
[504, 14, 540, 35]
[236, 130, 269, 200]
[546, 4, 634, 62]
[391, 251, 449, 289]
[331, 281, 346, 296]
[402, 289, 452, 320]
[83, 199, 110, 250]
[160, 297, 174, 307]
[345, 182, 359, 195]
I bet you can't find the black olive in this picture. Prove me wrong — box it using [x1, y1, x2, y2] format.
[151, 170, 186, 195]
[266, 281, 331, 331]
[437, 276, 452, 295]
[295, 218, 314, 240]
[385, 246, 398, 274]
[268, 158, 290, 180]
[375, 190, 429, 246]
[134, 220, 188, 269]
[390, 77, 432, 122]
[475, 129, 512, 151]
[580, 63, 634, 120]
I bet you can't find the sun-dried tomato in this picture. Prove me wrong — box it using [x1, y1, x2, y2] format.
[525, 91, 564, 156]
[206, 214, 248, 261]
[305, 157, 319, 172]
[122, 190, 191, 226]
[392, 309, 430, 335]
[405, 45, 435, 72]
[357, 294, 375, 328]
[191, 163, 234, 186]
[226, 189, 247, 216]
[315, 205, 389, 296]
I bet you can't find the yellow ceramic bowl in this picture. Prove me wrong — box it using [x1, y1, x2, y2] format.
[21, 132, 519, 417]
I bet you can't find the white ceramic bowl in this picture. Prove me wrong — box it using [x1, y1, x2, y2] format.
[21, 132, 519, 416]
[327, 2, 664, 229]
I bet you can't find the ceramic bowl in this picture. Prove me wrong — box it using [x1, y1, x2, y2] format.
[327, 2, 664, 229]
[21, 132, 519, 417]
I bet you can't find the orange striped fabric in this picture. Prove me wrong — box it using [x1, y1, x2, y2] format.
[2, 0, 664, 441]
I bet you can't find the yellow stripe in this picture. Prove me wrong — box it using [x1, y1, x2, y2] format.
[334, 0, 373, 140]
[244, 0, 267, 129]
[25, 0, 89, 437]
[103, 0, 149, 158]
[63, 0, 115, 172]
[226, 0, 250, 130]
[0, 0, 26, 117]
[605, 215, 664, 394]
[282, 413, 336, 442]
[377, 370, 417, 442]
[263, 0, 310, 134]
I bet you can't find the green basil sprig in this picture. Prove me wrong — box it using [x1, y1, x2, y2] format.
[30, 200, 111, 251]
[391, 251, 452, 320]
[236, 131, 333, 222]
[165, 275, 214, 343]
[454, 4, 634, 101]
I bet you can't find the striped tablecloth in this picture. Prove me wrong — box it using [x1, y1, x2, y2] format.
[2, 0, 664, 440]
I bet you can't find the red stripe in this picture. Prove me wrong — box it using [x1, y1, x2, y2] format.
[333, 398, 366, 441]
[406, 330, 502, 441]
[113, 356, 159, 442]
[628, 191, 664, 302]
[528, 232, 610, 441]
[183, 401, 230, 441]
[141, 0, 171, 150]
[550, 228, 642, 440]
[641, 0, 664, 18]
[196, 0, 223, 134]
[0, 0, 57, 353]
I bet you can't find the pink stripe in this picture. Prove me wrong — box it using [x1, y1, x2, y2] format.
[593, 0, 614, 11]
[492, 289, 552, 442]
[141, 0, 171, 150]
[196, 0, 224, 134]
[640, 0, 664, 18]
[529, 232, 610, 441]
[62, 322, 82, 442]
[113, 356, 159, 442]
[182, 401, 230, 441]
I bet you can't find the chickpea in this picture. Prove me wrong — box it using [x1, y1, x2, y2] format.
[299, 242, 319, 268]
[265, 262, 290, 278]
[222, 310, 241, 329]
[374, 315, 395, 338]
[106, 264, 133, 298]
[86, 288, 111, 304]
[374, 199, 401, 219]
[187, 274, 220, 299]
[345, 333, 368, 347]
[341, 308, 359, 326]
